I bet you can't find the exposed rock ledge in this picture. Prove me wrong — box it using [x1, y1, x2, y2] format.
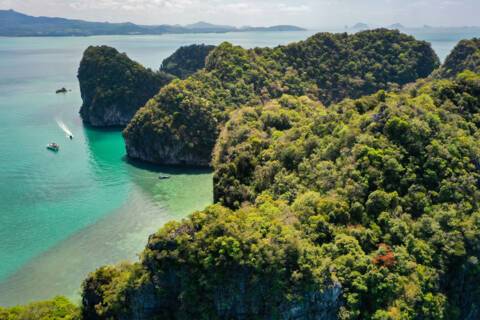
[83, 272, 342, 320]
[124, 135, 212, 167]
[78, 45, 173, 127]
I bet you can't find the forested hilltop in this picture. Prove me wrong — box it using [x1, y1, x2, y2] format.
[81, 65, 480, 319]
[437, 38, 480, 78]
[123, 29, 439, 166]
[78, 44, 213, 127]
[3, 31, 480, 320]
[78, 46, 173, 127]
[160, 44, 216, 79]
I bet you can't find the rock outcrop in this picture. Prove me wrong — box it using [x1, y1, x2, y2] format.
[437, 38, 480, 78]
[123, 76, 219, 167]
[78, 46, 173, 127]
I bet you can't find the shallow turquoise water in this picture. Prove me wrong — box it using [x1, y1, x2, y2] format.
[0, 29, 478, 306]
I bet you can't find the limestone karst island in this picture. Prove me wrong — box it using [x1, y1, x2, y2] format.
[1, 1, 480, 320]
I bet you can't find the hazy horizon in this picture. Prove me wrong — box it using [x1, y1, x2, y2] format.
[0, 0, 478, 29]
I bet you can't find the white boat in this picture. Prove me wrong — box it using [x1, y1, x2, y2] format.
[46, 142, 60, 152]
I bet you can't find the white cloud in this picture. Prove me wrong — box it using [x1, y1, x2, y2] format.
[0, 0, 478, 28]
[278, 3, 310, 13]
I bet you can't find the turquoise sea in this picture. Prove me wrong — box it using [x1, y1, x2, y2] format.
[0, 29, 478, 307]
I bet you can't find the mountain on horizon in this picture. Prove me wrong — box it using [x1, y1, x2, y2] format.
[351, 22, 369, 30]
[0, 9, 306, 37]
[185, 21, 236, 31]
[389, 23, 405, 29]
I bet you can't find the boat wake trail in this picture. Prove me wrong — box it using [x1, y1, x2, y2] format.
[56, 119, 74, 138]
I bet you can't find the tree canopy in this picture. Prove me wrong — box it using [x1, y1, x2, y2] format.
[438, 38, 480, 78]
[160, 44, 216, 79]
[11, 31, 480, 320]
[124, 29, 439, 166]
[84, 71, 480, 319]
[0, 296, 79, 320]
[78, 46, 173, 127]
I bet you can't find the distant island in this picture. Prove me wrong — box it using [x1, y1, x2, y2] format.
[351, 22, 370, 30]
[348, 21, 480, 32]
[389, 23, 406, 29]
[0, 9, 306, 37]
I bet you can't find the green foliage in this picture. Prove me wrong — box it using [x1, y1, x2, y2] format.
[124, 73, 224, 166]
[213, 95, 323, 207]
[78, 45, 173, 126]
[61, 34, 480, 319]
[161, 44, 216, 79]
[142, 203, 332, 319]
[124, 29, 439, 166]
[83, 73, 480, 319]
[81, 263, 148, 319]
[438, 38, 480, 78]
[210, 74, 480, 318]
[269, 29, 439, 104]
[82, 202, 341, 319]
[0, 296, 79, 320]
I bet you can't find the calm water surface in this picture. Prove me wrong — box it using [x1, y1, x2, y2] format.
[0, 29, 478, 306]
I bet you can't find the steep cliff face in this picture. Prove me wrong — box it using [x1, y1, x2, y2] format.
[78, 46, 173, 127]
[125, 139, 212, 167]
[123, 76, 220, 167]
[84, 277, 341, 320]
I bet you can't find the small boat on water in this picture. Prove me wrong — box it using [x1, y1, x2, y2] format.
[56, 87, 68, 94]
[159, 175, 170, 180]
[46, 142, 60, 152]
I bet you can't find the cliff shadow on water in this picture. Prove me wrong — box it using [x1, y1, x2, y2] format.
[82, 124, 213, 174]
[82, 125, 213, 214]
[122, 156, 214, 218]
[124, 155, 213, 175]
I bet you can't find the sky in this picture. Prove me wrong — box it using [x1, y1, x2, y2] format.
[0, 0, 479, 28]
